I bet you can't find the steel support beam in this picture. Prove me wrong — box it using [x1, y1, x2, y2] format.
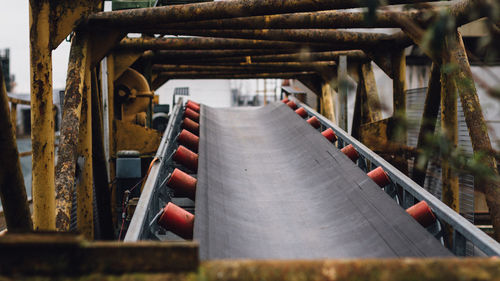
[413, 63, 441, 186]
[55, 32, 89, 231]
[118, 37, 330, 51]
[154, 9, 440, 30]
[76, 67, 93, 239]
[338, 56, 348, 131]
[0, 61, 33, 233]
[87, 0, 440, 27]
[157, 72, 315, 80]
[390, 49, 408, 174]
[29, 0, 55, 231]
[450, 31, 500, 241]
[138, 29, 411, 49]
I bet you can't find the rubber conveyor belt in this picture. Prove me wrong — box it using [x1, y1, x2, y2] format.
[194, 102, 451, 260]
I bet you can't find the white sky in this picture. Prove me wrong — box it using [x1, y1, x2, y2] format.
[1, 1, 72, 93]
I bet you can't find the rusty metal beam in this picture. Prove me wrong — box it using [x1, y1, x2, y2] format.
[137, 29, 412, 49]
[158, 72, 315, 80]
[29, 0, 55, 231]
[0, 61, 33, 233]
[76, 66, 93, 240]
[441, 47, 459, 248]
[55, 32, 89, 232]
[153, 10, 438, 30]
[360, 63, 382, 123]
[449, 31, 500, 241]
[199, 259, 500, 281]
[152, 62, 336, 72]
[117, 37, 332, 51]
[152, 51, 367, 65]
[87, 0, 440, 28]
[413, 63, 441, 186]
[390, 49, 408, 175]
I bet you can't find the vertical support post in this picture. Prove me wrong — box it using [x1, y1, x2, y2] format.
[351, 81, 362, 140]
[360, 62, 382, 123]
[338, 55, 348, 131]
[413, 63, 441, 186]
[440, 56, 459, 248]
[390, 49, 408, 174]
[92, 69, 115, 240]
[29, 0, 55, 230]
[0, 61, 33, 232]
[320, 80, 336, 124]
[76, 66, 94, 239]
[55, 32, 89, 231]
[107, 54, 117, 228]
[450, 31, 500, 241]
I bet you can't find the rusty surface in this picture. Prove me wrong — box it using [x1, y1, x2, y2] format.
[115, 120, 161, 155]
[157, 71, 315, 80]
[0, 233, 198, 275]
[0, 61, 33, 233]
[87, 0, 439, 27]
[413, 63, 441, 186]
[199, 259, 500, 281]
[390, 50, 408, 175]
[142, 29, 407, 48]
[29, 0, 56, 231]
[450, 32, 500, 241]
[118, 37, 332, 51]
[153, 51, 367, 65]
[54, 32, 89, 232]
[155, 9, 436, 30]
[152, 62, 335, 72]
[76, 67, 93, 240]
[360, 62, 382, 123]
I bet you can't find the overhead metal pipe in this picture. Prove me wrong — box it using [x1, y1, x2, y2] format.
[158, 72, 316, 80]
[152, 51, 367, 65]
[117, 37, 333, 51]
[151, 62, 336, 72]
[133, 29, 412, 48]
[87, 0, 440, 28]
[153, 9, 438, 30]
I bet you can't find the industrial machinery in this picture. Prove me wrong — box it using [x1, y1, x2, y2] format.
[1, 0, 500, 279]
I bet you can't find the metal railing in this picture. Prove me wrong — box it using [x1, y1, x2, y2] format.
[124, 98, 184, 241]
[293, 97, 500, 256]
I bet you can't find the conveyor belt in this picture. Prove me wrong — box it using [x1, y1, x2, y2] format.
[194, 102, 451, 260]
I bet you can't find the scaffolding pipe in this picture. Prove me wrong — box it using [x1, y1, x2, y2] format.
[87, 0, 441, 27]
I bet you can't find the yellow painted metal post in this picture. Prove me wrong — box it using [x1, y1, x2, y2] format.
[320, 81, 336, 124]
[10, 103, 17, 136]
[77, 67, 94, 239]
[29, 0, 55, 230]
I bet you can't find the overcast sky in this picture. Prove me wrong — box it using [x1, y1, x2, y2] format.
[1, 2, 73, 93]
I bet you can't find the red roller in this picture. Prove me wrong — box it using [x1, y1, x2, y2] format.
[167, 168, 197, 200]
[187, 99, 199, 106]
[341, 144, 359, 162]
[367, 167, 390, 187]
[177, 129, 199, 153]
[321, 128, 337, 142]
[186, 100, 200, 113]
[307, 116, 321, 129]
[158, 202, 194, 239]
[173, 145, 198, 172]
[184, 107, 200, 122]
[182, 117, 200, 135]
[286, 100, 298, 110]
[281, 97, 289, 103]
[406, 201, 436, 228]
[295, 107, 308, 118]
